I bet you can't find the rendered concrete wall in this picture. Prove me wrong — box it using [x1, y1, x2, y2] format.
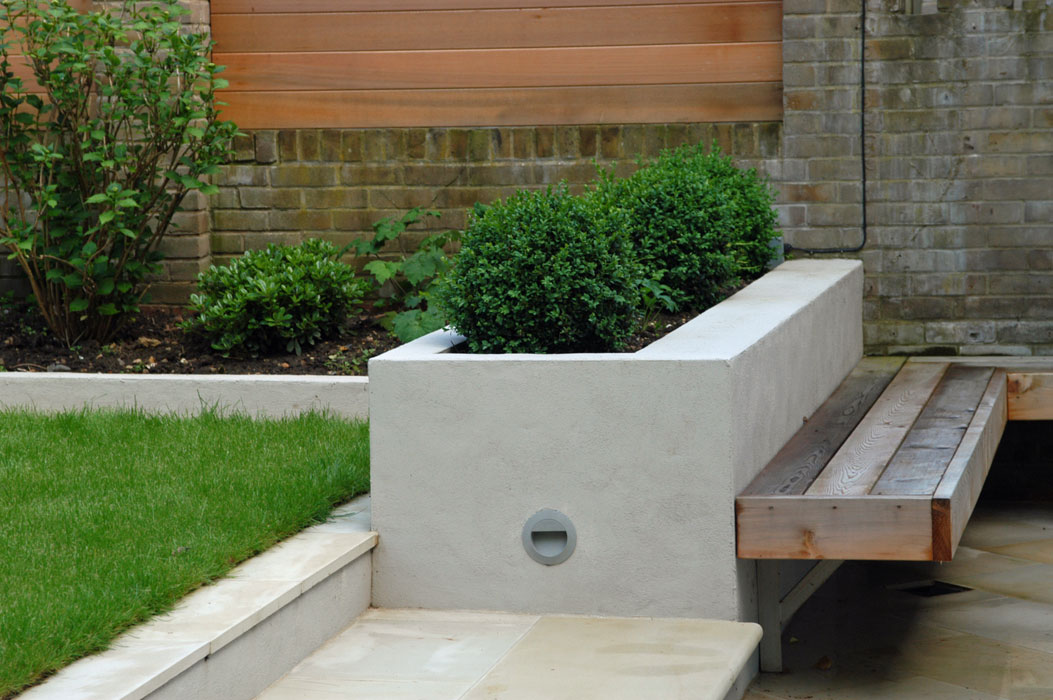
[369, 259, 863, 621]
[0, 374, 368, 419]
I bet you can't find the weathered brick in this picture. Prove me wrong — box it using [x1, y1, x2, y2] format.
[493, 129, 513, 160]
[269, 210, 332, 231]
[512, 128, 535, 159]
[556, 127, 580, 158]
[340, 164, 400, 186]
[535, 127, 555, 158]
[213, 210, 269, 232]
[231, 133, 255, 162]
[468, 129, 492, 162]
[255, 131, 278, 164]
[447, 129, 469, 160]
[599, 126, 621, 159]
[270, 165, 337, 188]
[219, 165, 268, 187]
[239, 188, 302, 209]
[407, 129, 428, 159]
[158, 234, 209, 259]
[277, 130, 298, 161]
[303, 188, 367, 209]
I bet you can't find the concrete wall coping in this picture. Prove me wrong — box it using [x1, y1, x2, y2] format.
[0, 373, 369, 418]
[374, 259, 863, 364]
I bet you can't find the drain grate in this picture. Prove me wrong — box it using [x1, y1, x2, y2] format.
[891, 580, 972, 597]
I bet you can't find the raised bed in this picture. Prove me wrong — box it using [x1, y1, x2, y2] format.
[368, 259, 864, 621]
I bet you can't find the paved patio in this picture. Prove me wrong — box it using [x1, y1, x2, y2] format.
[746, 500, 1053, 700]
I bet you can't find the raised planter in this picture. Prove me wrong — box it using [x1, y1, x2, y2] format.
[369, 259, 864, 621]
[0, 373, 369, 419]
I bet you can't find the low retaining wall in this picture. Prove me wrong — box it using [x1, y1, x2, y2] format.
[0, 373, 369, 419]
[369, 259, 864, 622]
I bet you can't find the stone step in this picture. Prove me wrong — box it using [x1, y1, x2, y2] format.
[20, 496, 375, 700]
[256, 608, 762, 700]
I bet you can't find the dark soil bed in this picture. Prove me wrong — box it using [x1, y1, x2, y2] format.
[0, 305, 697, 376]
[0, 305, 400, 376]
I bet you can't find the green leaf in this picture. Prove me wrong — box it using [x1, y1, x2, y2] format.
[86, 193, 108, 204]
[97, 303, 118, 315]
[363, 260, 400, 285]
[99, 210, 115, 224]
[69, 298, 89, 312]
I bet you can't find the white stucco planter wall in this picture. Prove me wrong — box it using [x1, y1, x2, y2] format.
[369, 259, 864, 621]
[0, 373, 369, 419]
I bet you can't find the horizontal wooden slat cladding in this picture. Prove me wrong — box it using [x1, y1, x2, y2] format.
[219, 83, 783, 129]
[212, 1, 783, 128]
[211, 4, 782, 53]
[216, 43, 781, 92]
[213, 0, 764, 13]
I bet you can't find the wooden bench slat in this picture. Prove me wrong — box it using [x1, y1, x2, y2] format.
[740, 357, 905, 497]
[1007, 372, 1053, 420]
[805, 362, 949, 497]
[872, 365, 995, 497]
[932, 368, 1008, 561]
[736, 495, 934, 560]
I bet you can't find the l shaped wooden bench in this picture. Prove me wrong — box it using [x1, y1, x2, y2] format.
[736, 356, 1053, 671]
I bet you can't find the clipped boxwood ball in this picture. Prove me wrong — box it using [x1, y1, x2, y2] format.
[436, 185, 643, 354]
[594, 143, 779, 310]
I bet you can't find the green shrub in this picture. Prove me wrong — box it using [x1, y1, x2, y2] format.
[594, 143, 779, 310]
[0, 0, 238, 346]
[346, 208, 461, 343]
[183, 240, 367, 357]
[437, 185, 643, 353]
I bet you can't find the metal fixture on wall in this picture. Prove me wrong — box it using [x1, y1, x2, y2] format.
[522, 509, 577, 566]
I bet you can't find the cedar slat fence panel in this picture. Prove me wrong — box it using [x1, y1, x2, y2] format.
[211, 1, 783, 128]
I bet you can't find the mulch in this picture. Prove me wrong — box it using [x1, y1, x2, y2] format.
[0, 304, 697, 376]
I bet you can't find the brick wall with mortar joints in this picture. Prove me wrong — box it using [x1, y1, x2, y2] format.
[780, 0, 1053, 355]
[210, 123, 783, 274]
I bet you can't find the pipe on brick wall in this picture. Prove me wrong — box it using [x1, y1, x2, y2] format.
[785, 0, 869, 256]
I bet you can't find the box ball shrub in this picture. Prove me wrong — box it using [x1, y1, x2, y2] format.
[595, 143, 779, 310]
[437, 185, 643, 354]
[183, 239, 367, 357]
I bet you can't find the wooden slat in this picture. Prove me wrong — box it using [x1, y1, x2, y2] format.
[211, 4, 783, 53]
[1007, 372, 1053, 420]
[872, 365, 995, 496]
[805, 362, 949, 497]
[217, 83, 783, 129]
[741, 357, 906, 497]
[216, 43, 781, 91]
[213, 0, 769, 14]
[736, 495, 934, 560]
[932, 369, 1008, 561]
[908, 356, 1053, 372]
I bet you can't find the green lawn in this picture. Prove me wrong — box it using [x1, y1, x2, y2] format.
[0, 408, 369, 698]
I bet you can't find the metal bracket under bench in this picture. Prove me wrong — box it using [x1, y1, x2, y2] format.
[737, 356, 1053, 672]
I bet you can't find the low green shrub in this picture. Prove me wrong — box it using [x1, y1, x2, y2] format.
[594, 143, 779, 310]
[183, 239, 367, 357]
[437, 185, 643, 353]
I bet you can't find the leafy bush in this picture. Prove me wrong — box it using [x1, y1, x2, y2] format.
[437, 185, 643, 353]
[346, 208, 460, 343]
[594, 143, 779, 310]
[183, 240, 368, 357]
[0, 0, 238, 345]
